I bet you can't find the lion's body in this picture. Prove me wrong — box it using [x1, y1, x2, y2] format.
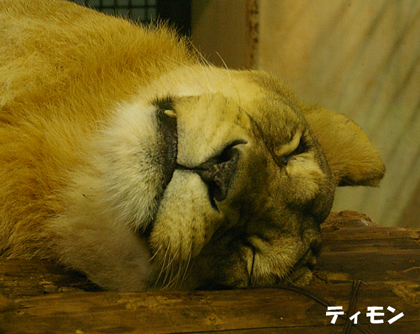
[0, 0, 194, 259]
[0, 0, 384, 291]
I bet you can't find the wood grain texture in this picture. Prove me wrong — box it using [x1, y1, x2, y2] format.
[1, 285, 419, 334]
[1, 211, 419, 333]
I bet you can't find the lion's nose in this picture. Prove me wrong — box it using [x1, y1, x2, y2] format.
[194, 141, 245, 203]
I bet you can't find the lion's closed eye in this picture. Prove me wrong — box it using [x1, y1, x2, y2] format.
[274, 130, 309, 165]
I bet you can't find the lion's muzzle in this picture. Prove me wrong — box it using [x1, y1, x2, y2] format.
[186, 140, 247, 205]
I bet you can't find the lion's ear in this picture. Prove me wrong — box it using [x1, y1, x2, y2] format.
[303, 106, 385, 187]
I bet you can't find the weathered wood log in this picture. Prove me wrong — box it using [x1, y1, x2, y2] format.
[1, 211, 419, 333]
[1, 283, 419, 333]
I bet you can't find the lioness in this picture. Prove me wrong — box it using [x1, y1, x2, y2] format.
[0, 0, 384, 291]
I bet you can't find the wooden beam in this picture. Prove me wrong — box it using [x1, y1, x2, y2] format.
[1, 211, 419, 333]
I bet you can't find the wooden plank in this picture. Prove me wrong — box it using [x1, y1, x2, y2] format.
[317, 249, 420, 283]
[0, 260, 100, 299]
[322, 213, 420, 252]
[1, 283, 419, 334]
[322, 229, 420, 252]
[1, 211, 419, 333]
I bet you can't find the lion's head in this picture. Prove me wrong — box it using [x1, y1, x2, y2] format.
[72, 65, 384, 290]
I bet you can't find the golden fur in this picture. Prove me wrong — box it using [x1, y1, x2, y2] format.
[0, 0, 385, 291]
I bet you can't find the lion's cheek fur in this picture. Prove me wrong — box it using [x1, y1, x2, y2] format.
[94, 103, 167, 231]
[51, 216, 154, 291]
[44, 166, 157, 291]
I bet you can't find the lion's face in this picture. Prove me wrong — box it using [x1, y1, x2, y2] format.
[101, 65, 335, 289]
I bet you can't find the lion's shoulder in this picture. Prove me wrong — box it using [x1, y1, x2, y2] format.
[0, 0, 195, 118]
